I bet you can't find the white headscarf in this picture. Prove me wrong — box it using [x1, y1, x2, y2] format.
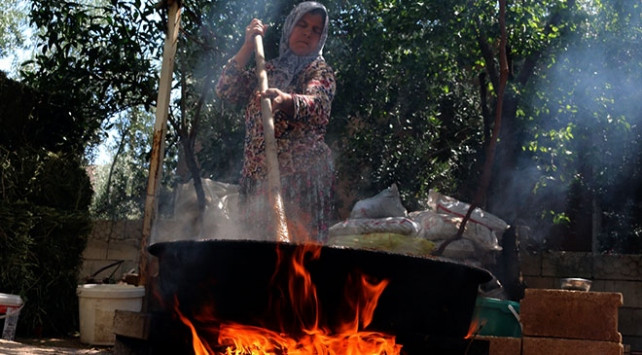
[272, 1, 329, 89]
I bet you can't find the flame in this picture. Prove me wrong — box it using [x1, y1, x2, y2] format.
[175, 298, 214, 355]
[173, 243, 402, 354]
[217, 322, 400, 354]
[465, 318, 484, 340]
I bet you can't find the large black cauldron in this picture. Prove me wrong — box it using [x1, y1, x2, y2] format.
[148, 239, 491, 348]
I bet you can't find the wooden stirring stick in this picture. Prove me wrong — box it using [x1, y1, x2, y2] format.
[254, 34, 290, 243]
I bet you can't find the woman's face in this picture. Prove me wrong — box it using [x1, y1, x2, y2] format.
[288, 12, 324, 56]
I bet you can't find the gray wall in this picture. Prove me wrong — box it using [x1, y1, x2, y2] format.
[521, 251, 642, 351]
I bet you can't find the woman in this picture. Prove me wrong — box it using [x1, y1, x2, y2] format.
[216, 2, 336, 242]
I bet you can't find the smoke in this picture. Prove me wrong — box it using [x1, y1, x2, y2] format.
[152, 178, 246, 243]
[504, 6, 642, 249]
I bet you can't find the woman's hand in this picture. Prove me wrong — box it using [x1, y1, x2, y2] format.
[243, 18, 268, 51]
[263, 88, 294, 116]
[233, 19, 267, 69]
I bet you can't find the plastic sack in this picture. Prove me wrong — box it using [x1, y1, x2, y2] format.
[409, 210, 502, 251]
[349, 184, 407, 219]
[426, 189, 509, 235]
[329, 217, 421, 237]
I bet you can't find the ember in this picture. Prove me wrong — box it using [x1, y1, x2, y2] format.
[170, 243, 401, 354]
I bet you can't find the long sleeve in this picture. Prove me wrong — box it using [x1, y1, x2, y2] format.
[289, 60, 336, 128]
[215, 59, 257, 106]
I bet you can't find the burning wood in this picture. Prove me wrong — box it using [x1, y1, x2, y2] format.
[169, 243, 401, 354]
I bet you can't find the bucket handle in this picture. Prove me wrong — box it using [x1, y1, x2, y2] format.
[507, 303, 523, 332]
[0, 304, 24, 320]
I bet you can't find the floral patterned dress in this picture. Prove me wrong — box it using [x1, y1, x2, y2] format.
[216, 57, 336, 242]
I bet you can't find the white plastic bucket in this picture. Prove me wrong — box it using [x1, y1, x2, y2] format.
[0, 293, 24, 341]
[77, 284, 145, 345]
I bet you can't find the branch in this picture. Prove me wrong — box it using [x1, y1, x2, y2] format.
[477, 30, 500, 92]
[433, 0, 509, 256]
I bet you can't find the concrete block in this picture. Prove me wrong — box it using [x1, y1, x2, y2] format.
[520, 288, 623, 342]
[113, 310, 150, 340]
[593, 280, 642, 308]
[622, 335, 642, 353]
[124, 220, 143, 241]
[541, 251, 593, 278]
[619, 308, 642, 337]
[475, 336, 522, 355]
[520, 252, 542, 277]
[92, 220, 123, 242]
[106, 240, 140, 261]
[522, 276, 556, 290]
[522, 336, 623, 355]
[594, 255, 642, 281]
[83, 240, 109, 259]
[79, 260, 111, 281]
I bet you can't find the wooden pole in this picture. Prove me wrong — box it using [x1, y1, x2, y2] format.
[138, 0, 182, 288]
[254, 35, 290, 243]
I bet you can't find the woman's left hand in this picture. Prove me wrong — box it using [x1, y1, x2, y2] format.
[262, 88, 294, 116]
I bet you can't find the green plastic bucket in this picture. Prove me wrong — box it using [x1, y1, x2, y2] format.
[472, 296, 522, 337]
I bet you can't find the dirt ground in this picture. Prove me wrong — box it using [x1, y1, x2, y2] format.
[0, 337, 113, 354]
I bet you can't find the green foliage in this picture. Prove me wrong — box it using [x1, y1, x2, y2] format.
[90, 108, 157, 219]
[0, 149, 92, 336]
[318, 0, 489, 207]
[23, 0, 161, 148]
[516, 0, 642, 251]
[0, 0, 28, 57]
[13, 0, 642, 253]
[0, 74, 93, 336]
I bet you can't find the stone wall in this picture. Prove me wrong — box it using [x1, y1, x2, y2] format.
[521, 251, 642, 352]
[80, 220, 143, 283]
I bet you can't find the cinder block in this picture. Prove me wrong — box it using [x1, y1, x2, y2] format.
[593, 280, 642, 308]
[520, 288, 623, 342]
[522, 336, 623, 355]
[622, 334, 642, 353]
[520, 252, 542, 277]
[113, 310, 150, 339]
[106, 240, 140, 261]
[83, 239, 109, 259]
[475, 336, 522, 355]
[541, 251, 593, 278]
[620, 308, 642, 337]
[522, 276, 556, 290]
[594, 255, 642, 281]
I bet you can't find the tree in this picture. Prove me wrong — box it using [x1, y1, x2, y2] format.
[0, 0, 28, 59]
[16, 0, 642, 253]
[1, 72, 93, 336]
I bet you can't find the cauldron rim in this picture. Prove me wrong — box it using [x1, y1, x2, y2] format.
[148, 238, 492, 283]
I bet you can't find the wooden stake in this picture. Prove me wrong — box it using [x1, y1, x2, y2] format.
[139, 0, 182, 288]
[254, 35, 290, 243]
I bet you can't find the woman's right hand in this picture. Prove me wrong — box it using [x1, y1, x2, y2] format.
[232, 19, 268, 69]
[243, 18, 268, 51]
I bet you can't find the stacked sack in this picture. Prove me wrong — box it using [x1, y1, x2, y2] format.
[411, 189, 509, 267]
[328, 186, 509, 265]
[328, 184, 434, 256]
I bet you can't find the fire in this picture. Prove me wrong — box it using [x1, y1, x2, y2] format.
[172, 243, 402, 354]
[175, 298, 214, 355]
[465, 318, 483, 340]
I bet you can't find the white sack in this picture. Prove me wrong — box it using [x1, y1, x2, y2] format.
[409, 209, 502, 251]
[349, 184, 408, 219]
[329, 217, 421, 237]
[426, 189, 509, 236]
